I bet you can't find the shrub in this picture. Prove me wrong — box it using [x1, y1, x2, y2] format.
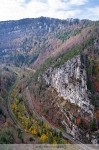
[0, 129, 14, 144]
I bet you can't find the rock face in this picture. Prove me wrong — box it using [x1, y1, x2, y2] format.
[44, 55, 94, 116]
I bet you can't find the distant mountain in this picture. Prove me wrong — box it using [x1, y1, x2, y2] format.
[0, 17, 94, 67]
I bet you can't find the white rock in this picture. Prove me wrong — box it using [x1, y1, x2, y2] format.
[44, 55, 94, 116]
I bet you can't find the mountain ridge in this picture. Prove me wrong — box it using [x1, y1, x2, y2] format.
[0, 16, 96, 68]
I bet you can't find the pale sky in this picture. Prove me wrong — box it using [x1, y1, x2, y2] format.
[0, 0, 99, 21]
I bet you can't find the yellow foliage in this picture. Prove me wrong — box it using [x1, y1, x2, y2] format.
[40, 134, 48, 143]
[4, 122, 8, 127]
[44, 123, 50, 130]
[22, 121, 25, 125]
[17, 104, 25, 113]
[53, 139, 57, 144]
[11, 103, 17, 111]
[17, 112, 23, 120]
[16, 99, 19, 104]
[25, 118, 30, 128]
[29, 126, 33, 131]
[29, 128, 32, 132]
[61, 139, 65, 144]
[33, 125, 37, 130]
[17, 112, 21, 116]
[96, 65, 99, 70]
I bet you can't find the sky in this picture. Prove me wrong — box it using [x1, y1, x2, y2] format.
[0, 0, 99, 21]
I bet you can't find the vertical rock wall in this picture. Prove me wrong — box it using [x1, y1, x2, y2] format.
[44, 55, 94, 116]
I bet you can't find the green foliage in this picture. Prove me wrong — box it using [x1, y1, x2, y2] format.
[87, 79, 92, 91]
[52, 129, 57, 137]
[17, 104, 25, 112]
[59, 131, 62, 138]
[14, 53, 38, 66]
[33, 46, 80, 81]
[41, 128, 47, 134]
[56, 32, 70, 42]
[0, 108, 3, 115]
[84, 37, 94, 48]
[90, 118, 96, 131]
[39, 120, 44, 126]
[56, 29, 81, 42]
[17, 128, 23, 141]
[18, 96, 23, 103]
[44, 109, 49, 115]
[33, 57, 54, 81]
[47, 134, 53, 144]
[38, 79, 47, 94]
[0, 129, 14, 144]
[54, 46, 80, 68]
[57, 136, 62, 144]
[29, 53, 39, 64]
[29, 137, 34, 141]
[71, 29, 81, 36]
[14, 54, 25, 66]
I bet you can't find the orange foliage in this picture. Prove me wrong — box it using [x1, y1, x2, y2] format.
[94, 110, 99, 120]
[94, 80, 99, 92]
[76, 117, 81, 125]
[31, 129, 37, 135]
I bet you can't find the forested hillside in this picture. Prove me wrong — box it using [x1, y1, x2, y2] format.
[0, 17, 99, 145]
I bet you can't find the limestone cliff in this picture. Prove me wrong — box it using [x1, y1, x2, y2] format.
[44, 55, 94, 116]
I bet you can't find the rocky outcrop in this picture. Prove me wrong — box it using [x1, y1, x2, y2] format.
[44, 55, 94, 116]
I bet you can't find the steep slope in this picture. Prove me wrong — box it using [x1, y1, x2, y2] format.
[0, 17, 93, 67]
[29, 25, 99, 144]
[0, 17, 99, 144]
[43, 55, 94, 116]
